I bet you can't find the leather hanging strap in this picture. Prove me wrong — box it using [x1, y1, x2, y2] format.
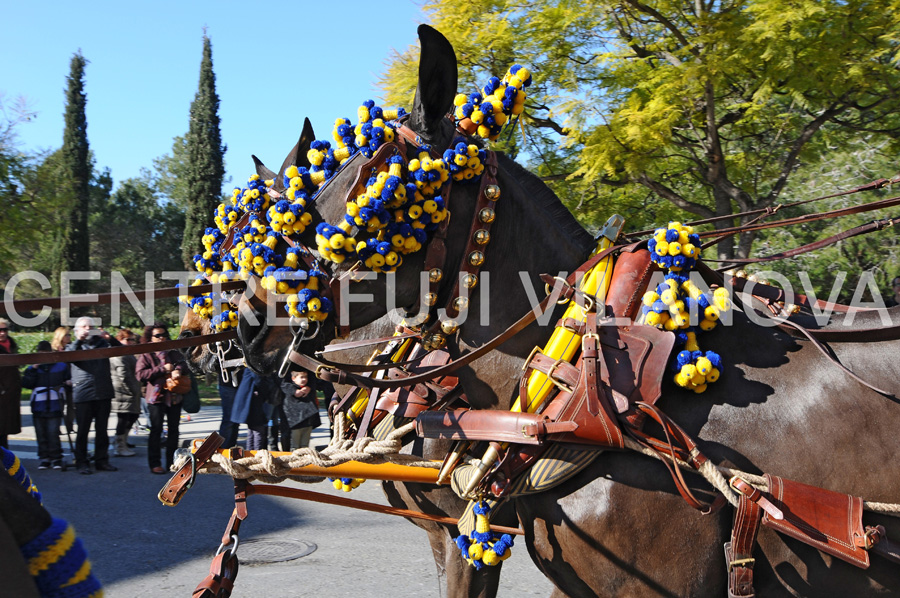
[726, 478, 765, 598]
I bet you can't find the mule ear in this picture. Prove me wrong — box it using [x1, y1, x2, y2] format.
[275, 118, 316, 189]
[409, 25, 458, 138]
[252, 155, 277, 182]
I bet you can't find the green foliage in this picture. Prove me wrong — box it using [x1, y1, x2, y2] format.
[60, 52, 92, 283]
[181, 35, 225, 268]
[380, 0, 900, 252]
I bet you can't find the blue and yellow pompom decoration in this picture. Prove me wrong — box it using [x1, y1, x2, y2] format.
[640, 222, 731, 393]
[187, 63, 531, 331]
[454, 65, 531, 141]
[330, 477, 365, 492]
[454, 501, 514, 569]
[2, 447, 103, 598]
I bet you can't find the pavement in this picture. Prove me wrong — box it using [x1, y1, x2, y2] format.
[7, 404, 554, 597]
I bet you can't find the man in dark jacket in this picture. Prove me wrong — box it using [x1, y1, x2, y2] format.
[66, 317, 120, 474]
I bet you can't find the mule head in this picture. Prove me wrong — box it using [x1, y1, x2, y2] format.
[178, 307, 220, 375]
[236, 25, 462, 375]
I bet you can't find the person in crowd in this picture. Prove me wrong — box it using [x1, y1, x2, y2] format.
[230, 369, 271, 451]
[279, 369, 322, 450]
[110, 329, 142, 457]
[886, 276, 900, 307]
[267, 383, 290, 451]
[50, 327, 71, 352]
[21, 341, 69, 470]
[65, 316, 120, 474]
[217, 368, 242, 448]
[135, 324, 188, 474]
[0, 318, 21, 449]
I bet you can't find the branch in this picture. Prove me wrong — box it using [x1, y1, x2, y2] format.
[621, 0, 699, 57]
[524, 113, 568, 136]
[636, 173, 714, 217]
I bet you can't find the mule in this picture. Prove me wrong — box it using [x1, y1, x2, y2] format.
[231, 25, 900, 597]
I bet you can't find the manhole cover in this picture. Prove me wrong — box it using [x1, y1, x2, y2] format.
[237, 538, 317, 564]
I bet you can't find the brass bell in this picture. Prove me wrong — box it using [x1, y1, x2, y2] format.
[441, 319, 459, 334]
[484, 185, 501, 201]
[478, 208, 495, 223]
[429, 333, 447, 349]
[462, 274, 478, 289]
[468, 251, 485, 267]
[453, 296, 469, 311]
[474, 229, 490, 245]
[423, 292, 437, 306]
[429, 268, 443, 283]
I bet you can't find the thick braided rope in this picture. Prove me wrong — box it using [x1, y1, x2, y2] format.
[189, 421, 439, 484]
[623, 437, 900, 516]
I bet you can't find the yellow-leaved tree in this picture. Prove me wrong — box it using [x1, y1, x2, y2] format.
[380, 0, 900, 259]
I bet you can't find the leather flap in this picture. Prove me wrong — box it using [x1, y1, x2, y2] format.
[762, 474, 870, 569]
[416, 409, 548, 445]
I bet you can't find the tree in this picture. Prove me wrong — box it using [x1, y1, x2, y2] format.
[0, 93, 42, 266]
[380, 1, 900, 257]
[59, 52, 92, 287]
[181, 34, 225, 269]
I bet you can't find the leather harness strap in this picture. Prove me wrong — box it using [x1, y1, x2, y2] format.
[288, 245, 623, 390]
[727, 478, 764, 598]
[158, 433, 226, 507]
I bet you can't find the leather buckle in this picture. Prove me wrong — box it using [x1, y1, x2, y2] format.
[546, 360, 573, 394]
[522, 346, 542, 371]
[728, 557, 755, 572]
[544, 276, 572, 305]
[581, 331, 598, 351]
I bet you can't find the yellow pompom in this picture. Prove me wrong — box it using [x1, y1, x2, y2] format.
[655, 241, 669, 256]
[667, 242, 682, 257]
[695, 357, 713, 375]
[699, 318, 717, 331]
[704, 305, 720, 321]
[706, 368, 720, 383]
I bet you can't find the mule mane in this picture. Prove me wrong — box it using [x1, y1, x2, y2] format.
[498, 154, 595, 255]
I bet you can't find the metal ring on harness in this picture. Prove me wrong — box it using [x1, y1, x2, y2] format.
[545, 276, 571, 305]
[217, 341, 231, 385]
[277, 318, 320, 378]
[216, 534, 240, 557]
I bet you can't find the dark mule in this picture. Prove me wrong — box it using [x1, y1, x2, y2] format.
[233, 25, 900, 597]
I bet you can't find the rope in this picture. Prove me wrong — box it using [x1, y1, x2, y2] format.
[184, 420, 439, 484]
[622, 438, 900, 517]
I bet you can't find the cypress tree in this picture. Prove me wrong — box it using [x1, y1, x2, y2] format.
[181, 34, 225, 269]
[59, 52, 91, 292]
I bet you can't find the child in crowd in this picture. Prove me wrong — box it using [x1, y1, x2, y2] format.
[21, 341, 69, 469]
[280, 369, 321, 449]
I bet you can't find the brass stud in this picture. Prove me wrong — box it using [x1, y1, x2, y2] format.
[424, 293, 437, 306]
[785, 303, 800, 315]
[484, 185, 501, 201]
[453, 296, 469, 311]
[441, 319, 459, 334]
[474, 229, 490, 245]
[468, 251, 485, 267]
[462, 274, 478, 289]
[734, 270, 748, 279]
[478, 208, 495, 224]
[429, 268, 443, 283]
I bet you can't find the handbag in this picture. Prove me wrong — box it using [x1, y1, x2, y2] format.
[180, 374, 201, 414]
[165, 374, 192, 394]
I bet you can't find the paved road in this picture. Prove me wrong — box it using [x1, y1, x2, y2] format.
[9, 406, 554, 597]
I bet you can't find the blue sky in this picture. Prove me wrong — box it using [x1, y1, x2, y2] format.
[1, 1, 427, 191]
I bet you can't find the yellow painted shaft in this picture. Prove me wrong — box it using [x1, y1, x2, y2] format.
[349, 337, 413, 420]
[511, 234, 617, 414]
[220, 448, 443, 484]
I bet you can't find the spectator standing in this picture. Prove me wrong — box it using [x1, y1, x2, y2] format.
[50, 327, 71, 352]
[135, 325, 187, 474]
[279, 369, 322, 449]
[886, 276, 900, 307]
[110, 330, 142, 457]
[230, 369, 269, 451]
[0, 319, 21, 448]
[21, 341, 69, 469]
[65, 316, 119, 474]
[217, 368, 241, 448]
